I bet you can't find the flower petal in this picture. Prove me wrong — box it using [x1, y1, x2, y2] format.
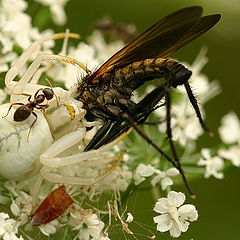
[170, 220, 181, 237]
[168, 191, 185, 207]
[153, 214, 172, 232]
[179, 217, 189, 232]
[178, 204, 198, 221]
[161, 177, 173, 190]
[166, 168, 179, 176]
[153, 198, 168, 214]
[201, 148, 211, 159]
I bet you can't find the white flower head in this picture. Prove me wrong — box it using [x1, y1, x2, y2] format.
[218, 145, 240, 167]
[34, 0, 69, 25]
[198, 148, 224, 179]
[69, 208, 105, 240]
[39, 220, 58, 236]
[156, 100, 204, 146]
[153, 191, 198, 238]
[126, 212, 134, 223]
[133, 163, 155, 185]
[151, 168, 179, 190]
[97, 165, 132, 192]
[218, 112, 240, 144]
[0, 212, 24, 240]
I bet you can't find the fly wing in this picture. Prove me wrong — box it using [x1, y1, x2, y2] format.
[91, 6, 220, 80]
[160, 14, 221, 57]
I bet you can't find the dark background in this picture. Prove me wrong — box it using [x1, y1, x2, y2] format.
[30, 0, 240, 239]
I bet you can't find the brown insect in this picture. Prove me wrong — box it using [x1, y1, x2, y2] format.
[31, 185, 73, 226]
[3, 79, 58, 141]
[74, 6, 221, 196]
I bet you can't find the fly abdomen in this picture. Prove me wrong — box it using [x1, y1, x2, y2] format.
[163, 59, 192, 87]
[113, 58, 192, 92]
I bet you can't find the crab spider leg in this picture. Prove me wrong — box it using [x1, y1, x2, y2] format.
[40, 128, 132, 168]
[5, 32, 81, 90]
[10, 54, 89, 101]
[40, 150, 125, 185]
[30, 27, 70, 84]
[60, 29, 70, 56]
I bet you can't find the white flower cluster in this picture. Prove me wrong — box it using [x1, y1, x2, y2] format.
[218, 112, 240, 167]
[0, 0, 54, 74]
[35, 0, 69, 25]
[133, 163, 179, 191]
[69, 207, 107, 240]
[198, 148, 224, 179]
[0, 212, 23, 240]
[197, 112, 240, 179]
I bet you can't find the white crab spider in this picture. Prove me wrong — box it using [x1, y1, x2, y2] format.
[2, 32, 130, 197]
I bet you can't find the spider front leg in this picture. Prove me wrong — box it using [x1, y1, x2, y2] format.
[39, 128, 131, 184]
[5, 33, 80, 91]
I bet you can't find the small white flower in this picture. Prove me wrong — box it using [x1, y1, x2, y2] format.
[34, 0, 69, 25]
[156, 101, 203, 146]
[218, 112, 240, 144]
[182, 47, 221, 104]
[153, 191, 198, 238]
[0, 52, 17, 74]
[133, 163, 155, 185]
[198, 148, 224, 179]
[218, 145, 240, 167]
[151, 168, 179, 190]
[39, 220, 58, 236]
[69, 208, 105, 240]
[0, 89, 7, 104]
[0, 212, 24, 240]
[126, 213, 134, 223]
[97, 165, 132, 192]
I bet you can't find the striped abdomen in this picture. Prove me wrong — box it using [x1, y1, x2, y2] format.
[113, 58, 192, 93]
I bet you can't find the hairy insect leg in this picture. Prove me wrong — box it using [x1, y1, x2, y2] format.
[184, 82, 213, 136]
[94, 122, 129, 149]
[165, 92, 195, 197]
[133, 83, 169, 115]
[84, 121, 112, 151]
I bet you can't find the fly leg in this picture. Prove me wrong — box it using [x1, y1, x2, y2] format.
[184, 82, 213, 136]
[165, 91, 194, 197]
[84, 108, 113, 151]
[84, 121, 112, 151]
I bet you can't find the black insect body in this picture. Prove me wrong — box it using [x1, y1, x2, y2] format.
[75, 7, 221, 195]
[3, 87, 57, 141]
